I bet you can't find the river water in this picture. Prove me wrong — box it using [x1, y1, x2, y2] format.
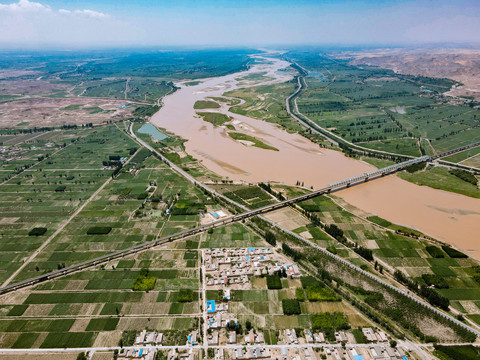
[151, 55, 480, 257]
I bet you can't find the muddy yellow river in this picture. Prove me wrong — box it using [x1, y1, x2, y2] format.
[151, 55, 480, 257]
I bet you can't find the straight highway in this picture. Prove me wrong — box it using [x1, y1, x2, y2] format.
[1, 118, 479, 341]
[0, 125, 433, 295]
[286, 61, 480, 164]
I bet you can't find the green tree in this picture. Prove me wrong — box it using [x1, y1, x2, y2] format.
[76, 353, 87, 360]
[265, 231, 276, 246]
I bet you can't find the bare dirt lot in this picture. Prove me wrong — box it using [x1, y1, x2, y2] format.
[264, 207, 310, 231]
[0, 97, 133, 128]
[0, 79, 68, 97]
[343, 48, 480, 100]
[0, 70, 41, 80]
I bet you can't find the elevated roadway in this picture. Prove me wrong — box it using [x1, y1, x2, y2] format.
[0, 130, 472, 297]
[1, 119, 479, 339]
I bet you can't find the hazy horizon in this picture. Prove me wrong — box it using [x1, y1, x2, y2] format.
[0, 0, 479, 49]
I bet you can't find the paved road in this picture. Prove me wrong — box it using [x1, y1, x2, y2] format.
[402, 340, 432, 360]
[0, 342, 426, 353]
[0, 100, 479, 358]
[286, 62, 480, 167]
[201, 249, 208, 350]
[129, 124, 480, 339]
[1, 123, 478, 340]
[285, 66, 410, 158]
[0, 341, 472, 354]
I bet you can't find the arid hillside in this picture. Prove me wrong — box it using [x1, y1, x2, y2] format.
[344, 48, 480, 100]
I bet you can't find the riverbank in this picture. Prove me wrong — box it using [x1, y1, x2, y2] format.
[150, 54, 480, 255]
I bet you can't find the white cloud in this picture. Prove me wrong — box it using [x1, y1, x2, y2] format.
[0, 0, 131, 47]
[0, 0, 479, 47]
[0, 0, 108, 19]
[0, 0, 50, 12]
[58, 8, 108, 19]
[73, 9, 108, 19]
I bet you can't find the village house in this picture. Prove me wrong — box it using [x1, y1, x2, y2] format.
[285, 329, 298, 344]
[208, 331, 219, 346]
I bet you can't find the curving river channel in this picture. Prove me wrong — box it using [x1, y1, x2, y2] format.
[151, 54, 480, 257]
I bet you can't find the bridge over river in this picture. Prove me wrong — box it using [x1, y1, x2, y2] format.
[1, 125, 479, 340]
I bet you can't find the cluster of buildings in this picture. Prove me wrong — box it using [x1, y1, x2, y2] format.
[186, 330, 199, 346]
[116, 344, 408, 360]
[284, 329, 298, 344]
[0, 144, 27, 162]
[226, 344, 407, 360]
[167, 349, 195, 360]
[330, 345, 407, 360]
[362, 328, 388, 343]
[367, 346, 406, 360]
[134, 330, 163, 345]
[116, 344, 407, 360]
[205, 247, 300, 287]
[117, 348, 156, 360]
[206, 303, 238, 329]
[284, 329, 327, 345]
[204, 304, 245, 346]
[284, 328, 389, 347]
[244, 330, 265, 345]
[234, 347, 271, 360]
[305, 331, 325, 344]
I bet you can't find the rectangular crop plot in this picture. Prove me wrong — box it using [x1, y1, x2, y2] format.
[86, 318, 119, 331]
[40, 332, 96, 348]
[266, 275, 282, 289]
[24, 291, 143, 304]
[168, 303, 184, 314]
[7, 305, 28, 316]
[12, 333, 40, 349]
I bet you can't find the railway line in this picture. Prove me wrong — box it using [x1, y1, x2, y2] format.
[1, 98, 480, 339]
[0, 131, 474, 297]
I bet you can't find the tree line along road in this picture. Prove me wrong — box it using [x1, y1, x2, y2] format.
[1, 116, 479, 340]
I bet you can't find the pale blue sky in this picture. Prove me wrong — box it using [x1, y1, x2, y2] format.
[0, 0, 479, 48]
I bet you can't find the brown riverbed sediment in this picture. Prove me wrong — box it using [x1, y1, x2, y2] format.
[151, 55, 480, 256]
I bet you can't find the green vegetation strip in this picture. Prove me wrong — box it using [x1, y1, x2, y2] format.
[398, 166, 480, 198]
[196, 112, 231, 126]
[228, 132, 278, 151]
[194, 100, 220, 109]
[132, 269, 156, 291]
[253, 216, 477, 342]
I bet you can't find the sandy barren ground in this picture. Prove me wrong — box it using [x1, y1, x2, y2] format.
[0, 97, 133, 128]
[0, 69, 41, 79]
[0, 79, 68, 96]
[343, 48, 480, 100]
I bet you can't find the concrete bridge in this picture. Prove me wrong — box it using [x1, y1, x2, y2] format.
[1, 124, 479, 343]
[0, 142, 472, 296]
